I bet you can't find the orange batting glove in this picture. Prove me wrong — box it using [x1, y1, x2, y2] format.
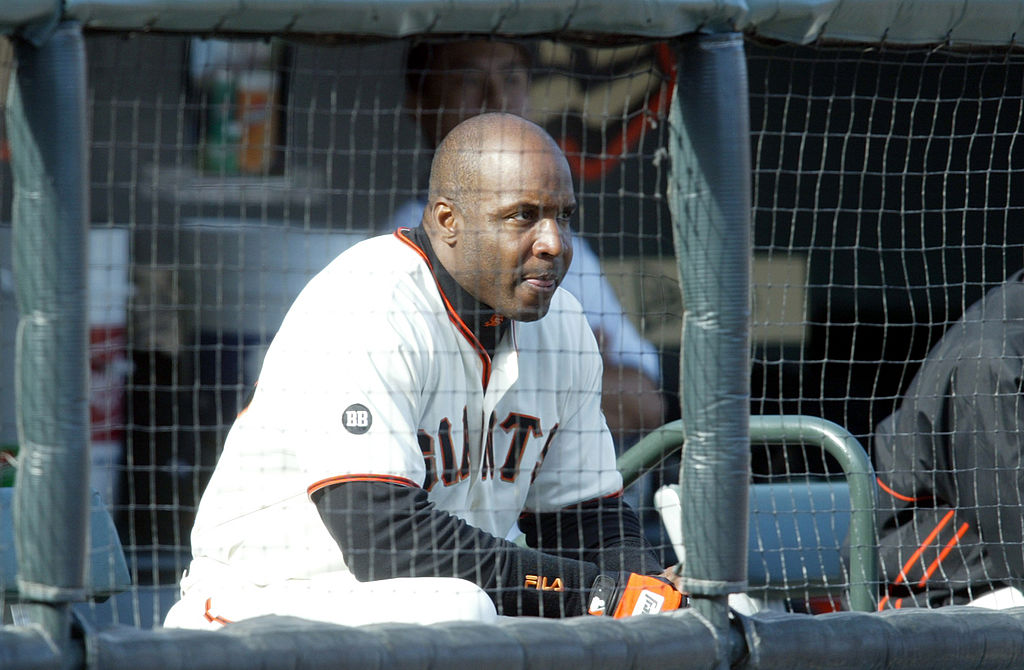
[587, 572, 686, 618]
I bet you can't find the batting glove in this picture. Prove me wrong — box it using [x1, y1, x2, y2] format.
[587, 572, 686, 618]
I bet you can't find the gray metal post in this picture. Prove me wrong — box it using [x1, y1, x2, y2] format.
[6, 21, 91, 659]
[666, 33, 752, 634]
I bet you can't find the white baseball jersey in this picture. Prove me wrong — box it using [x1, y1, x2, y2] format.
[188, 230, 622, 587]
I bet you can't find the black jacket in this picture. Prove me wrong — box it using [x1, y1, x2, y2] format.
[874, 270, 1024, 608]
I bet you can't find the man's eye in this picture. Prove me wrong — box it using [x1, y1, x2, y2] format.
[457, 72, 486, 93]
[504, 70, 528, 88]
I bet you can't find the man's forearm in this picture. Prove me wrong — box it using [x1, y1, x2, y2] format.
[313, 480, 601, 616]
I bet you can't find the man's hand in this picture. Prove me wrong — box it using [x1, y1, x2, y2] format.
[594, 329, 667, 439]
[658, 565, 685, 593]
[600, 364, 667, 437]
[587, 572, 685, 618]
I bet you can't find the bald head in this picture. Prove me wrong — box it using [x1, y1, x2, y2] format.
[423, 112, 576, 322]
[428, 113, 565, 213]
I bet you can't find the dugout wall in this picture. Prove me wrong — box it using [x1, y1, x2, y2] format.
[3, 1, 1024, 669]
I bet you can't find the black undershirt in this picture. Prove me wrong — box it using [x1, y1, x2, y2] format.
[313, 227, 661, 617]
[406, 225, 508, 356]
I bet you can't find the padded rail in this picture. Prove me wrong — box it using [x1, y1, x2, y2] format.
[618, 415, 878, 612]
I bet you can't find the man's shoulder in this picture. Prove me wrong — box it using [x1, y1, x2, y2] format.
[295, 232, 437, 312]
[552, 285, 585, 313]
[320, 232, 423, 277]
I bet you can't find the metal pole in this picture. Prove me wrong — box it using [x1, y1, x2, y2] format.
[6, 21, 91, 662]
[666, 32, 752, 637]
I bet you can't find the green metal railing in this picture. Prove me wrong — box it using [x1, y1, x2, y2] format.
[619, 414, 878, 612]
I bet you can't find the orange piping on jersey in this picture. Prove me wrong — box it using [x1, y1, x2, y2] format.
[395, 228, 493, 389]
[570, 490, 625, 508]
[236, 382, 257, 419]
[204, 598, 234, 625]
[916, 521, 970, 588]
[236, 406, 249, 419]
[876, 476, 931, 503]
[878, 509, 956, 611]
[570, 490, 625, 506]
[307, 473, 419, 497]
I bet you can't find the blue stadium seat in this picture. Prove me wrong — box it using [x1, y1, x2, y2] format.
[656, 480, 853, 608]
[0, 487, 131, 603]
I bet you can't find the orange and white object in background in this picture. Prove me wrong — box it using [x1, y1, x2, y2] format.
[236, 69, 278, 175]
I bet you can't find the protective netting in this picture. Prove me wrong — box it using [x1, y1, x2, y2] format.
[748, 40, 1024, 610]
[27, 33, 680, 626]
[750, 41, 1024, 443]
[4, 31, 1024, 629]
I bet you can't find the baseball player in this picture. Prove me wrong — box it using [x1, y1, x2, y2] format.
[163, 113, 683, 629]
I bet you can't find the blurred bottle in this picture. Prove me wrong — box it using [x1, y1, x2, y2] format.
[236, 69, 278, 175]
[201, 69, 240, 175]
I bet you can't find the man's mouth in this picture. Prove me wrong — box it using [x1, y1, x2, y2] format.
[523, 273, 558, 291]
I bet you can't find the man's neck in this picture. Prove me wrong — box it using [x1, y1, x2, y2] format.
[406, 226, 508, 356]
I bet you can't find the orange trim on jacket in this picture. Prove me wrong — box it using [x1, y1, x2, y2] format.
[876, 476, 930, 503]
[916, 521, 970, 588]
[877, 509, 964, 611]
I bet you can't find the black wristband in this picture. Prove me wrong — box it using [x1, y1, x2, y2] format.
[586, 573, 620, 615]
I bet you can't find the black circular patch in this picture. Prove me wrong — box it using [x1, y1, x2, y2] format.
[342, 403, 372, 434]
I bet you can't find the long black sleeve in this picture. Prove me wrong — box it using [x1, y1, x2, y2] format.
[518, 495, 663, 576]
[312, 481, 601, 617]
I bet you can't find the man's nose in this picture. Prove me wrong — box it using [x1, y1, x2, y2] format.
[483, 75, 522, 112]
[533, 218, 568, 257]
[482, 77, 504, 111]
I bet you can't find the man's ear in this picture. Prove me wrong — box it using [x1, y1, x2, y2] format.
[431, 199, 459, 247]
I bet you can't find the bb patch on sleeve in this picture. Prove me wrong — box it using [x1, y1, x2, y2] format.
[342, 404, 372, 434]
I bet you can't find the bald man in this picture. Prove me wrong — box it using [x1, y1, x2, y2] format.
[164, 114, 684, 630]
